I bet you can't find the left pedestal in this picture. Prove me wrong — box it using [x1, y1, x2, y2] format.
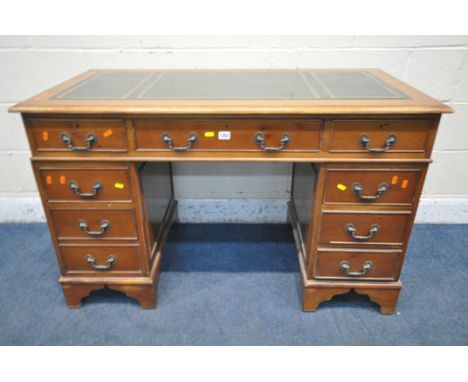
[32, 159, 174, 308]
[61, 281, 158, 309]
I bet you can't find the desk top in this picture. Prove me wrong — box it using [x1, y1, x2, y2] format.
[10, 69, 452, 115]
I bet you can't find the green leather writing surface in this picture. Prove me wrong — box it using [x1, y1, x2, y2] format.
[304, 71, 407, 99]
[54, 70, 409, 100]
[56, 72, 154, 100]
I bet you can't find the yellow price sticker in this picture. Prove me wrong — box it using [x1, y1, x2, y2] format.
[204, 131, 215, 138]
[337, 183, 347, 191]
[114, 182, 125, 189]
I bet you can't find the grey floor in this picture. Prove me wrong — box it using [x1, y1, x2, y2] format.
[0, 223, 467, 345]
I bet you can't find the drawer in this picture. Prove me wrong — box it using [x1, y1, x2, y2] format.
[59, 244, 143, 275]
[38, 166, 132, 202]
[329, 119, 432, 154]
[50, 209, 138, 240]
[314, 249, 402, 281]
[134, 118, 321, 152]
[323, 168, 422, 206]
[29, 119, 128, 152]
[319, 212, 410, 246]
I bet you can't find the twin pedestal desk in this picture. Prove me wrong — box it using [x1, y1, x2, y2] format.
[10, 69, 452, 313]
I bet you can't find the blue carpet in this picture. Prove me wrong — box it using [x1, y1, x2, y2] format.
[0, 223, 466, 345]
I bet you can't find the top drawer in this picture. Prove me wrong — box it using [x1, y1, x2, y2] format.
[328, 119, 433, 155]
[134, 118, 322, 152]
[29, 119, 128, 153]
[323, 167, 422, 207]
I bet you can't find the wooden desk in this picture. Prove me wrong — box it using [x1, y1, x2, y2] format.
[10, 69, 452, 313]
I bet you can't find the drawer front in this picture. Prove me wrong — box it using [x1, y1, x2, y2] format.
[329, 119, 432, 154]
[134, 118, 321, 152]
[59, 244, 143, 275]
[39, 167, 132, 202]
[50, 209, 138, 240]
[320, 212, 410, 246]
[314, 250, 402, 281]
[30, 119, 128, 152]
[323, 168, 421, 206]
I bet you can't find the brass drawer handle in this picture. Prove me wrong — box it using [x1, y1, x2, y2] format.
[77, 219, 111, 237]
[359, 134, 396, 153]
[352, 183, 389, 201]
[69, 180, 102, 198]
[255, 133, 290, 152]
[340, 260, 373, 277]
[86, 255, 116, 271]
[345, 223, 379, 241]
[60, 132, 97, 151]
[161, 132, 198, 152]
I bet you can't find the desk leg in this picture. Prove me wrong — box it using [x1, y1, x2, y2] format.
[303, 286, 351, 312]
[354, 287, 401, 314]
[109, 284, 157, 309]
[61, 283, 157, 308]
[302, 284, 401, 314]
[62, 284, 104, 308]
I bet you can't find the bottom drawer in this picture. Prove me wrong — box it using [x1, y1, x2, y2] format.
[314, 249, 402, 281]
[59, 245, 144, 275]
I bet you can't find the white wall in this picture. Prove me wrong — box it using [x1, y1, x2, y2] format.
[1, 35, 467, 223]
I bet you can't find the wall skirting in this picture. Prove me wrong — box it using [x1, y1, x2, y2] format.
[0, 196, 46, 223]
[413, 198, 468, 224]
[1, 196, 467, 224]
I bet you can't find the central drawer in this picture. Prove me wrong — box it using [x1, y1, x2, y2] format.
[134, 118, 322, 152]
[50, 209, 138, 240]
[319, 211, 410, 246]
